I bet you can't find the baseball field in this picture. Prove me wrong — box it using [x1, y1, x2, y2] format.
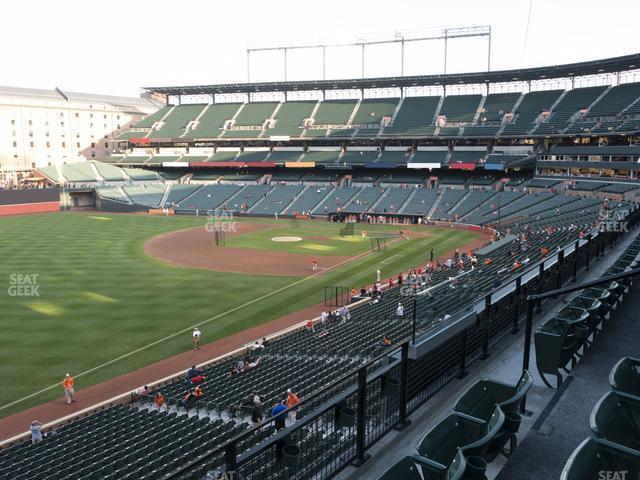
[0, 212, 484, 420]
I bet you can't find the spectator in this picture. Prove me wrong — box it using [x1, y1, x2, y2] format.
[320, 310, 329, 324]
[339, 305, 350, 323]
[140, 385, 151, 396]
[179, 389, 196, 410]
[286, 389, 300, 425]
[190, 374, 206, 385]
[192, 327, 202, 350]
[249, 340, 265, 352]
[62, 374, 75, 404]
[30, 420, 43, 444]
[154, 392, 167, 411]
[186, 365, 202, 380]
[232, 393, 254, 417]
[306, 319, 315, 333]
[245, 357, 261, 371]
[271, 401, 287, 431]
[396, 302, 404, 319]
[193, 385, 204, 399]
[376, 268, 381, 282]
[251, 400, 263, 426]
[381, 336, 392, 346]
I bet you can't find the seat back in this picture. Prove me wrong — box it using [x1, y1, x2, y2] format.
[590, 392, 640, 451]
[453, 380, 497, 422]
[610, 357, 640, 397]
[499, 370, 534, 413]
[416, 414, 470, 467]
[561, 438, 640, 480]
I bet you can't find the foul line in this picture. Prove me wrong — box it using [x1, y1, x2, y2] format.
[0, 243, 383, 412]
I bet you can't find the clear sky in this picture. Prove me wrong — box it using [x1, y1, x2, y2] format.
[1, 0, 638, 97]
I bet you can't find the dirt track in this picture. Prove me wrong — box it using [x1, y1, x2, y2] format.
[144, 222, 353, 276]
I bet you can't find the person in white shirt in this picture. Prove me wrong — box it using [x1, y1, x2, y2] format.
[320, 311, 329, 324]
[396, 303, 404, 319]
[376, 268, 381, 282]
[192, 327, 201, 350]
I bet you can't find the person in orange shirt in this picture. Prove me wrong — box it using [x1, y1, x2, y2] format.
[62, 374, 75, 404]
[154, 392, 167, 411]
[285, 389, 300, 424]
[306, 319, 315, 333]
[193, 386, 204, 399]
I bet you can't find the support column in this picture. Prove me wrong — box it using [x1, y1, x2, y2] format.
[396, 342, 411, 430]
[352, 367, 370, 466]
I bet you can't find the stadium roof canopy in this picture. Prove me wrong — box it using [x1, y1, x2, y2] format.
[144, 53, 640, 96]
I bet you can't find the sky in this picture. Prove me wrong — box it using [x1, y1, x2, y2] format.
[1, 0, 639, 97]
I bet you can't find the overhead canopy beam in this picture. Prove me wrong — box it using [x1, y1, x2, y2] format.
[144, 52, 640, 97]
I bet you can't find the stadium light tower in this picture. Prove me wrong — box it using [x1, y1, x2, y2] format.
[246, 26, 492, 82]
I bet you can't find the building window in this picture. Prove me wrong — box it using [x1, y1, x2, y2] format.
[76, 142, 80, 148]
[60, 122, 65, 127]
[91, 152, 96, 158]
[90, 113, 93, 119]
[29, 131, 33, 137]
[75, 113, 79, 118]
[62, 142, 66, 148]
[46, 132, 50, 137]
[91, 142, 95, 148]
[12, 141, 17, 147]
[103, 114, 107, 119]
[46, 142, 50, 148]
[11, 119, 15, 125]
[29, 141, 34, 148]
[116, 115, 120, 120]
[28, 120, 32, 126]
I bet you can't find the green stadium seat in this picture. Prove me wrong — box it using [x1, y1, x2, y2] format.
[590, 391, 640, 451]
[376, 451, 466, 480]
[560, 438, 640, 480]
[453, 371, 533, 422]
[609, 357, 640, 398]
[415, 406, 505, 465]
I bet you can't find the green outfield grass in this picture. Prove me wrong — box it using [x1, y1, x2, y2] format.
[0, 212, 479, 419]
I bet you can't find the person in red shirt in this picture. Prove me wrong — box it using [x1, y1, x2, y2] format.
[312, 257, 318, 272]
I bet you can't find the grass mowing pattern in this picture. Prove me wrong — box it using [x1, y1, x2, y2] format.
[0, 213, 478, 418]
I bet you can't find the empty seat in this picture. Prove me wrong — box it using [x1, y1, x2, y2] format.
[560, 437, 640, 480]
[453, 371, 533, 422]
[376, 450, 466, 480]
[610, 357, 640, 398]
[590, 391, 640, 451]
[416, 406, 505, 466]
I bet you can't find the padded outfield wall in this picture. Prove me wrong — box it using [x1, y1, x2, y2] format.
[0, 189, 60, 216]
